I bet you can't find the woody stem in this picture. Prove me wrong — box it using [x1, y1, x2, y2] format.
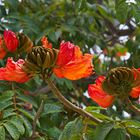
[126, 98, 140, 115]
[45, 78, 101, 123]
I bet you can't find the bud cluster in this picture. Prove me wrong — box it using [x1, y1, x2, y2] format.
[102, 67, 134, 98]
[22, 46, 58, 75]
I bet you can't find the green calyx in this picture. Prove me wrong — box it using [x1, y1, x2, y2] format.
[22, 46, 58, 75]
[102, 67, 134, 98]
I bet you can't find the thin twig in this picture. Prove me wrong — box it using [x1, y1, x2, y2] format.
[126, 98, 140, 115]
[45, 78, 102, 123]
[12, 83, 17, 112]
[31, 100, 44, 139]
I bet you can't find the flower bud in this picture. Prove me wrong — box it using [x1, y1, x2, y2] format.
[102, 67, 134, 98]
[23, 46, 58, 75]
[17, 33, 33, 53]
[4, 30, 19, 52]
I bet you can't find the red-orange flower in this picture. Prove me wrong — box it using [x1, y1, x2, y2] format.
[4, 30, 19, 52]
[88, 67, 140, 108]
[0, 58, 30, 83]
[0, 37, 7, 59]
[41, 36, 52, 49]
[53, 41, 93, 80]
[88, 76, 115, 108]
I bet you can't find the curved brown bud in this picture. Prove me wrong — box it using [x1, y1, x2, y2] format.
[17, 33, 33, 53]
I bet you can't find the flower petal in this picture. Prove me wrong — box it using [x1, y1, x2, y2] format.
[41, 36, 52, 49]
[56, 41, 75, 66]
[88, 76, 114, 108]
[130, 86, 140, 98]
[0, 58, 30, 83]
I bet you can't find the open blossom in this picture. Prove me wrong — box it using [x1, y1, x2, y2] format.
[0, 58, 30, 83]
[53, 41, 93, 80]
[4, 30, 19, 52]
[88, 67, 140, 108]
[0, 37, 7, 59]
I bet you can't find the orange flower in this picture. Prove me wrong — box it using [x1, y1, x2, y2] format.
[88, 68, 140, 108]
[41, 36, 52, 49]
[88, 76, 115, 108]
[53, 41, 93, 80]
[4, 30, 19, 52]
[0, 37, 7, 59]
[0, 58, 30, 83]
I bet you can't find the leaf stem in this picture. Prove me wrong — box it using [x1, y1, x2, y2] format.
[45, 78, 101, 123]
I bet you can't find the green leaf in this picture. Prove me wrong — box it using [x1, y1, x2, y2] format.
[10, 116, 25, 135]
[3, 108, 16, 119]
[75, 0, 83, 11]
[19, 115, 32, 137]
[0, 126, 5, 140]
[127, 127, 140, 137]
[18, 108, 34, 120]
[4, 122, 20, 140]
[131, 135, 140, 140]
[105, 128, 126, 140]
[85, 106, 111, 121]
[0, 90, 14, 102]
[17, 94, 38, 108]
[59, 117, 84, 140]
[115, 0, 128, 23]
[47, 127, 61, 139]
[93, 122, 115, 140]
[41, 103, 63, 116]
[123, 120, 140, 128]
[89, 112, 111, 121]
[97, 5, 109, 18]
[0, 101, 13, 112]
[123, 120, 140, 137]
[132, 5, 140, 23]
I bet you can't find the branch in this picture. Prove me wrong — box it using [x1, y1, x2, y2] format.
[126, 98, 140, 115]
[31, 100, 44, 138]
[45, 78, 102, 123]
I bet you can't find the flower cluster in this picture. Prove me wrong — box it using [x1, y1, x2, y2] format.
[0, 30, 140, 109]
[88, 67, 140, 108]
[0, 30, 93, 83]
